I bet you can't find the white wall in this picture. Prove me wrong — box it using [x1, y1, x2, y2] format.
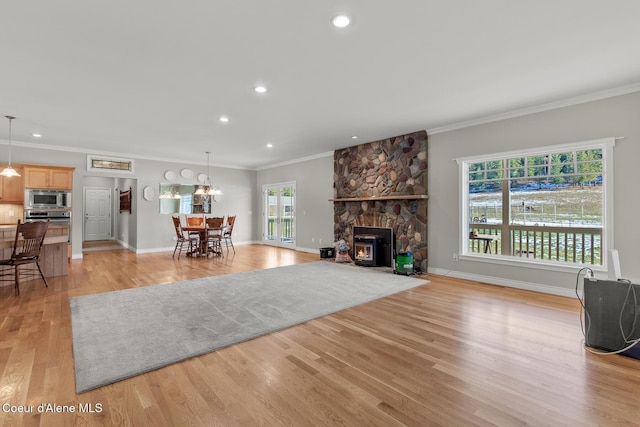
[132, 159, 256, 254]
[256, 154, 334, 252]
[428, 91, 640, 294]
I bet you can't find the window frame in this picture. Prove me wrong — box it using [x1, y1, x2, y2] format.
[457, 137, 615, 274]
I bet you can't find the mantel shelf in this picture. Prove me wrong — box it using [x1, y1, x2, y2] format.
[329, 195, 428, 202]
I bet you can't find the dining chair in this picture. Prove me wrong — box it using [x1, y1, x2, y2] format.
[222, 215, 236, 254]
[205, 217, 225, 256]
[185, 214, 205, 243]
[171, 216, 197, 259]
[0, 219, 49, 296]
[185, 214, 205, 227]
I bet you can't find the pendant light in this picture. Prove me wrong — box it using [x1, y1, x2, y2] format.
[195, 151, 222, 198]
[1, 115, 21, 177]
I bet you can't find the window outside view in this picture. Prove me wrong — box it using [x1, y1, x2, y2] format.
[465, 144, 605, 265]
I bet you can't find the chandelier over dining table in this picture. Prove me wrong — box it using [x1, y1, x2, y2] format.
[195, 151, 222, 197]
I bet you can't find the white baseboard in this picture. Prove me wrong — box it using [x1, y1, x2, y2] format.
[296, 246, 321, 254]
[74, 241, 324, 258]
[134, 240, 257, 254]
[135, 246, 174, 254]
[427, 267, 577, 298]
[117, 239, 136, 252]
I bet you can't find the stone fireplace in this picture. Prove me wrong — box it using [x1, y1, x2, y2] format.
[332, 130, 428, 272]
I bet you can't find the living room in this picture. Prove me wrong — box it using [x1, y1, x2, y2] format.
[4, 88, 639, 295]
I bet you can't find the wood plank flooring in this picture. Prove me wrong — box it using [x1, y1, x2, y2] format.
[82, 240, 127, 252]
[1, 244, 639, 426]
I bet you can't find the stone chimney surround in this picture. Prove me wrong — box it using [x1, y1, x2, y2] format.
[331, 130, 428, 272]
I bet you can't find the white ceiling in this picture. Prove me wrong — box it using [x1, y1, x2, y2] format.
[2, 1, 639, 170]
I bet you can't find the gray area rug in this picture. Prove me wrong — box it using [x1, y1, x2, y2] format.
[70, 261, 428, 393]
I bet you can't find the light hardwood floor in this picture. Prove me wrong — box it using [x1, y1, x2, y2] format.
[1, 244, 639, 426]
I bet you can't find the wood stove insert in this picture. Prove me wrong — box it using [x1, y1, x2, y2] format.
[352, 226, 394, 268]
[353, 235, 382, 267]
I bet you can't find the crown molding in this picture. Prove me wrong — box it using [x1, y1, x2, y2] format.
[1, 139, 333, 171]
[256, 151, 334, 171]
[0, 139, 251, 170]
[427, 82, 640, 135]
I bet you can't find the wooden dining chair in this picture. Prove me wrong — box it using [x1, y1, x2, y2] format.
[222, 215, 236, 254]
[0, 219, 49, 296]
[185, 214, 205, 243]
[185, 214, 205, 227]
[205, 217, 225, 256]
[171, 216, 197, 259]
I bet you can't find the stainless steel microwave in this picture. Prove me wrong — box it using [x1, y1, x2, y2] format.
[24, 189, 72, 209]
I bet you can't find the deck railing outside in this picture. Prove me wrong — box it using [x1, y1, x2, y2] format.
[468, 223, 603, 265]
[267, 217, 295, 242]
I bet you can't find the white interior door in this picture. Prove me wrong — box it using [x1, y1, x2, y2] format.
[263, 182, 296, 248]
[84, 187, 112, 241]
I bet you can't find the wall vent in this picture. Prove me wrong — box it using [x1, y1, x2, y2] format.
[87, 155, 135, 174]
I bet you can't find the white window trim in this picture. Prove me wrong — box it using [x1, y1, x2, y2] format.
[457, 137, 615, 274]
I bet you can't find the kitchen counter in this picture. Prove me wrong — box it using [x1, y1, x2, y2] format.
[0, 224, 69, 242]
[0, 234, 68, 249]
[0, 223, 69, 229]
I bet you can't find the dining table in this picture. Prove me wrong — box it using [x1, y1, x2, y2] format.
[181, 224, 227, 257]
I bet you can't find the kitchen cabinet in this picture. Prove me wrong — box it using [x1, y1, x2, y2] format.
[23, 165, 74, 190]
[0, 164, 24, 202]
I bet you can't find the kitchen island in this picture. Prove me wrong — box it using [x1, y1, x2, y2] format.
[0, 224, 70, 284]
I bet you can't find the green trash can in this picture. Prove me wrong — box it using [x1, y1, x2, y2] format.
[395, 252, 414, 275]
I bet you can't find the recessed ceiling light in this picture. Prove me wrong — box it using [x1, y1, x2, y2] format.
[266, 143, 273, 148]
[332, 14, 351, 28]
[219, 116, 230, 123]
[254, 85, 267, 94]
[32, 133, 42, 138]
[351, 135, 359, 139]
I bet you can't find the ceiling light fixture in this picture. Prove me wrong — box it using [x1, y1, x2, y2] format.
[1, 116, 21, 177]
[266, 143, 273, 148]
[332, 14, 351, 28]
[32, 133, 42, 138]
[351, 135, 359, 139]
[254, 85, 267, 94]
[194, 151, 222, 199]
[219, 116, 229, 123]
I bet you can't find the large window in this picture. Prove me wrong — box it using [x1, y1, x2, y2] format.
[459, 138, 614, 270]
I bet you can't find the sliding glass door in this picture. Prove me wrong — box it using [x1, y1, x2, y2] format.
[263, 182, 296, 248]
